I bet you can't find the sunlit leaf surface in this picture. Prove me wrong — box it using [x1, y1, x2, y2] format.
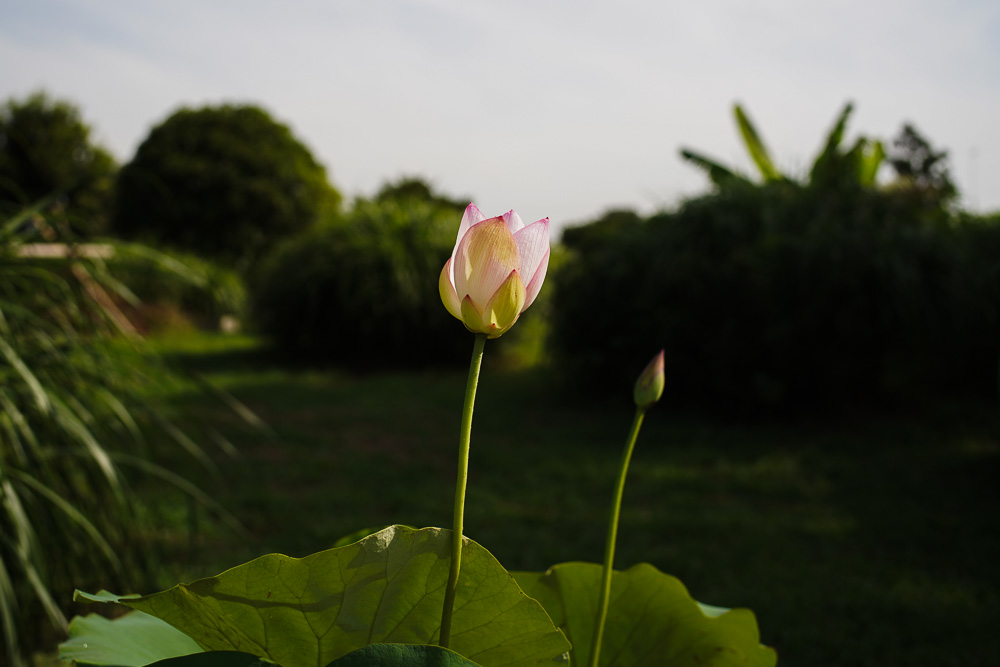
[328, 644, 483, 667]
[60, 610, 203, 666]
[514, 563, 776, 667]
[76, 526, 569, 667]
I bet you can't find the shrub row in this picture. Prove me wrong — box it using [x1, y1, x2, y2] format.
[250, 196, 470, 368]
[550, 183, 1000, 414]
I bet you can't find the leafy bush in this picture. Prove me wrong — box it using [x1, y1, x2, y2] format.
[251, 193, 469, 367]
[112, 104, 340, 268]
[550, 182, 1000, 414]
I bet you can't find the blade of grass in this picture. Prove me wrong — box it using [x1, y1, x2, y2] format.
[97, 388, 147, 450]
[0, 478, 68, 633]
[9, 469, 124, 576]
[112, 453, 248, 539]
[0, 336, 51, 414]
[151, 413, 219, 474]
[0, 389, 37, 461]
[0, 556, 23, 667]
[49, 395, 122, 497]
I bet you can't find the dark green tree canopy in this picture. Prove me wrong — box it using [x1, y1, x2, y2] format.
[113, 103, 340, 266]
[887, 123, 957, 207]
[0, 91, 117, 235]
[373, 176, 469, 213]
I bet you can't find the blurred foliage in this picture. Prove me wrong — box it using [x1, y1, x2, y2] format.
[561, 208, 642, 254]
[0, 203, 242, 665]
[886, 123, 958, 211]
[0, 92, 117, 236]
[107, 244, 247, 331]
[251, 181, 471, 368]
[112, 104, 340, 269]
[551, 140, 998, 414]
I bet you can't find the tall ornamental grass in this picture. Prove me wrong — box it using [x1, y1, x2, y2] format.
[0, 202, 240, 665]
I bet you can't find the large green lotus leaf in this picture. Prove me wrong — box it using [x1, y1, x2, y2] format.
[143, 646, 481, 667]
[328, 644, 482, 667]
[147, 652, 273, 667]
[75, 526, 569, 667]
[60, 610, 204, 666]
[513, 563, 776, 667]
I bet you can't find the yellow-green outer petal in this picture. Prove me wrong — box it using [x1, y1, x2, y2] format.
[460, 295, 491, 335]
[439, 259, 463, 321]
[483, 270, 526, 339]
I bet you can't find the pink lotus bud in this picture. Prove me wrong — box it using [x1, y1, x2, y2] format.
[438, 204, 550, 339]
[633, 350, 665, 409]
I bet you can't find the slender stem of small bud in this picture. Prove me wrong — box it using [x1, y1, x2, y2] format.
[440, 332, 488, 648]
[589, 406, 646, 667]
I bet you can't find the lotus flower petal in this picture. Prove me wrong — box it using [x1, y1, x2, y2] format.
[449, 204, 488, 280]
[523, 250, 549, 311]
[483, 270, 526, 338]
[513, 218, 550, 310]
[453, 217, 520, 310]
[502, 209, 525, 235]
[438, 258, 462, 320]
[460, 294, 488, 334]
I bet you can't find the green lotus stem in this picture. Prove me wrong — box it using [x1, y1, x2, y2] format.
[440, 332, 488, 648]
[589, 406, 646, 667]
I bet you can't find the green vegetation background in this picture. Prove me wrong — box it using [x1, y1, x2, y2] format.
[2, 93, 999, 666]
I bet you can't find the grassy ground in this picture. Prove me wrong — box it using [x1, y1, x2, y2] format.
[123, 332, 998, 666]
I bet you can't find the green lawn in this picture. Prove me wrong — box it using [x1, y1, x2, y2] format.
[128, 332, 998, 667]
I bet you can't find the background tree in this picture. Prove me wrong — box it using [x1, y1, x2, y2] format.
[887, 123, 957, 209]
[113, 104, 340, 267]
[0, 92, 117, 236]
[373, 176, 469, 213]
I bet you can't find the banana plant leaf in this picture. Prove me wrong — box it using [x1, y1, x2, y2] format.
[809, 102, 855, 184]
[857, 139, 886, 186]
[734, 105, 781, 182]
[513, 562, 776, 667]
[678, 149, 751, 189]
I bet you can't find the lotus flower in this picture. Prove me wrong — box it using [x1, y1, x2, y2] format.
[439, 204, 550, 339]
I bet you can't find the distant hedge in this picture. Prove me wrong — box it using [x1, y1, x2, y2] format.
[550, 183, 1000, 414]
[250, 196, 468, 367]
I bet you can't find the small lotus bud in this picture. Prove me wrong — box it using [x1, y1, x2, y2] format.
[633, 350, 665, 409]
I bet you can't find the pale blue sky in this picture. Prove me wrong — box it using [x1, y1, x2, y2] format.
[3, 0, 998, 231]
